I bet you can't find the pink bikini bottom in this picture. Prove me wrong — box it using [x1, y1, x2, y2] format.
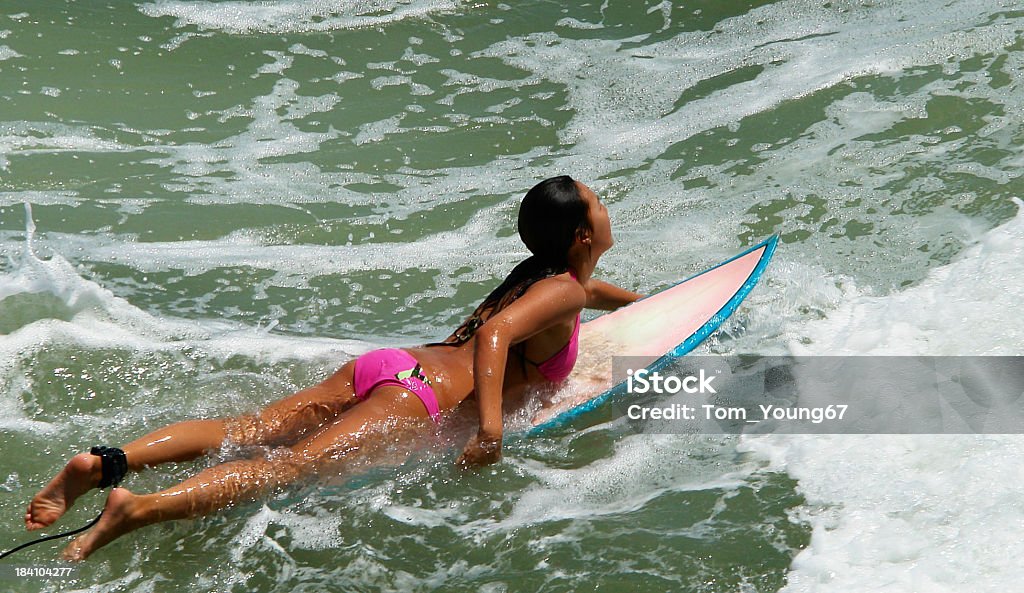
[352, 348, 441, 423]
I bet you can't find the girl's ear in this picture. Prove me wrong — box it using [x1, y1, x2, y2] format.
[575, 225, 593, 244]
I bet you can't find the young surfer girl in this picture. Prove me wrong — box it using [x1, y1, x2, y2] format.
[24, 176, 642, 560]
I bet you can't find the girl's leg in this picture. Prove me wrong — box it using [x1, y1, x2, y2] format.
[26, 361, 359, 531]
[62, 385, 431, 560]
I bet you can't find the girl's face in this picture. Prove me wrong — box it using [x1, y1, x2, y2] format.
[575, 181, 613, 256]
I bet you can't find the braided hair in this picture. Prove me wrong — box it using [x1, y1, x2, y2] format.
[436, 175, 590, 345]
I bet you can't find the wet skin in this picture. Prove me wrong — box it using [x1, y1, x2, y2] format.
[26, 181, 638, 560]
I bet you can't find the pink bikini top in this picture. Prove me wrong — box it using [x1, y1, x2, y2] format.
[521, 269, 581, 383]
[531, 312, 580, 382]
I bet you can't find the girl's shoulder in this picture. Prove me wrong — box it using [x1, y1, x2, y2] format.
[523, 271, 586, 305]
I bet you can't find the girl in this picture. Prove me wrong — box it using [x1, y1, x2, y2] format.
[24, 176, 641, 560]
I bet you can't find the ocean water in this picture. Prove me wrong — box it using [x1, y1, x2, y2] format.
[0, 0, 1021, 591]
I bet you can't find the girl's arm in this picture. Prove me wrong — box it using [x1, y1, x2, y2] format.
[585, 278, 644, 311]
[457, 276, 586, 468]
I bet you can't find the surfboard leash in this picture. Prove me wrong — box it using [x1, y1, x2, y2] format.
[0, 511, 104, 560]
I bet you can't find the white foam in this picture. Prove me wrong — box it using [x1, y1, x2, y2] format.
[138, 0, 461, 35]
[790, 198, 1024, 356]
[743, 434, 1024, 593]
[229, 504, 343, 562]
[0, 44, 20, 60]
[142, 75, 346, 204]
[39, 207, 510, 278]
[0, 121, 128, 171]
[740, 199, 1024, 592]
[424, 433, 753, 536]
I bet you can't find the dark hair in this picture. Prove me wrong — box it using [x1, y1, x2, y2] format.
[436, 176, 590, 345]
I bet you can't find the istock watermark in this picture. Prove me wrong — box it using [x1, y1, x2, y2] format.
[611, 356, 1024, 434]
[626, 368, 718, 394]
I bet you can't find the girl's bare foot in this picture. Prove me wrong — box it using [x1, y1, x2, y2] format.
[25, 453, 101, 530]
[62, 488, 144, 561]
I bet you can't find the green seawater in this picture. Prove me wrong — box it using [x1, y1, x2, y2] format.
[0, 0, 1021, 591]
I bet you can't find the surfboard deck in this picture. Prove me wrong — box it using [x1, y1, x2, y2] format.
[526, 236, 778, 435]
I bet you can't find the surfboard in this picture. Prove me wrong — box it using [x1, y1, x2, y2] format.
[527, 235, 778, 435]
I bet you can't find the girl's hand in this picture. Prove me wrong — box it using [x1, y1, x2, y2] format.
[457, 433, 502, 468]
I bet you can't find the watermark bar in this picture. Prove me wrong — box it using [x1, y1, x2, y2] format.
[611, 356, 1024, 434]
